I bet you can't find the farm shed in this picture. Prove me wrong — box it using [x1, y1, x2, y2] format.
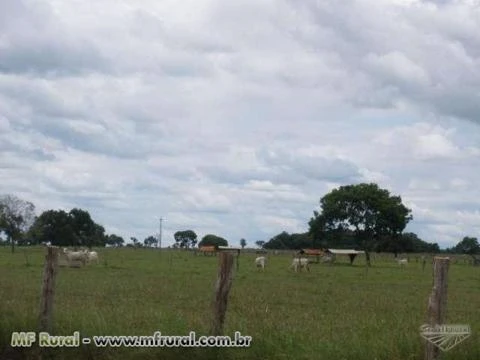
[325, 249, 365, 265]
[301, 249, 325, 263]
[195, 246, 217, 256]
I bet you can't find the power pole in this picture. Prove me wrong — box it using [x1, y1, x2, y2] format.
[158, 217, 163, 249]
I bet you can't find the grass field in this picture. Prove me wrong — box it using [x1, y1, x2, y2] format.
[0, 247, 478, 360]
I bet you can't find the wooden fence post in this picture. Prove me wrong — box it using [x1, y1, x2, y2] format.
[39, 246, 59, 333]
[211, 252, 235, 336]
[424, 257, 450, 360]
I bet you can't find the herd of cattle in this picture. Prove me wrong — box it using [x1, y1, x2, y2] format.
[51, 245, 414, 270]
[254, 254, 411, 272]
[254, 253, 336, 272]
[60, 247, 99, 267]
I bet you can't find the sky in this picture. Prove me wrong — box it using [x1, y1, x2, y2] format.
[1, 0, 480, 249]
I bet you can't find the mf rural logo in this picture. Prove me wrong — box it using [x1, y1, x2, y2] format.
[420, 324, 471, 352]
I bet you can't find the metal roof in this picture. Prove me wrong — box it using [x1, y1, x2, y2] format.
[218, 246, 242, 250]
[326, 249, 365, 255]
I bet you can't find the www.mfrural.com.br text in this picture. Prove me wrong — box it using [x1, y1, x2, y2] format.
[11, 331, 252, 348]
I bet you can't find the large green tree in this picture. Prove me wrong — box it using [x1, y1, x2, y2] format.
[90, 223, 107, 248]
[0, 194, 36, 253]
[29, 208, 106, 247]
[198, 234, 228, 248]
[29, 210, 74, 246]
[174, 230, 198, 249]
[309, 183, 412, 266]
[69, 208, 100, 247]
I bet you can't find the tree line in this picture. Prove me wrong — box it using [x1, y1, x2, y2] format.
[259, 183, 477, 265]
[0, 194, 127, 251]
[171, 230, 229, 249]
[262, 230, 440, 255]
[2, 183, 479, 260]
[0, 194, 235, 251]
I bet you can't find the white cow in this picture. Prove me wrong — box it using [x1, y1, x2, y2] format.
[63, 248, 88, 266]
[291, 258, 310, 272]
[397, 258, 408, 268]
[77, 249, 99, 264]
[86, 250, 99, 264]
[255, 256, 266, 271]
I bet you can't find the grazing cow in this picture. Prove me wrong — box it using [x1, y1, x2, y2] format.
[255, 256, 266, 271]
[397, 258, 408, 268]
[63, 248, 88, 266]
[291, 258, 310, 272]
[85, 250, 99, 264]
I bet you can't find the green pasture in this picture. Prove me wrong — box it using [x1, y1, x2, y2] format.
[0, 247, 478, 360]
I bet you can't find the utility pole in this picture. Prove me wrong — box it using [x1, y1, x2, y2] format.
[158, 217, 163, 249]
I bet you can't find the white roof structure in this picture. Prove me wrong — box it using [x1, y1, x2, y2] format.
[218, 246, 242, 251]
[327, 249, 365, 255]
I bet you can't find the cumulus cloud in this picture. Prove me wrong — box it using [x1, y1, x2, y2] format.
[1, 0, 480, 247]
[0, 0, 108, 76]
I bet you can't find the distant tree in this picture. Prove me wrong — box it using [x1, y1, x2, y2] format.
[290, 233, 313, 249]
[255, 240, 266, 248]
[105, 234, 124, 247]
[309, 183, 412, 266]
[376, 233, 414, 257]
[429, 243, 441, 253]
[264, 232, 292, 249]
[398, 232, 439, 254]
[143, 235, 157, 247]
[0, 195, 36, 253]
[199, 234, 228, 249]
[454, 236, 480, 255]
[130, 237, 141, 248]
[174, 230, 198, 249]
[263, 232, 313, 250]
[240, 238, 247, 249]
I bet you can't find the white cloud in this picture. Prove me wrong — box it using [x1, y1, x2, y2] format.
[364, 51, 430, 86]
[1, 0, 480, 247]
[182, 188, 232, 213]
[254, 215, 306, 235]
[372, 122, 473, 161]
